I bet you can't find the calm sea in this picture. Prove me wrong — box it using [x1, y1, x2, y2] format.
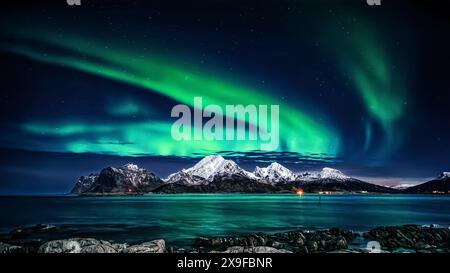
[1, 194, 450, 247]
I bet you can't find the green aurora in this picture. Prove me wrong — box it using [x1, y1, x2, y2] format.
[1, 27, 340, 158]
[319, 17, 409, 161]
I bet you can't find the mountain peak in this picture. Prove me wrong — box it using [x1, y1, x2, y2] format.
[183, 155, 244, 180]
[295, 167, 351, 181]
[391, 183, 415, 190]
[194, 155, 225, 166]
[123, 163, 140, 171]
[319, 167, 350, 180]
[72, 158, 401, 194]
[254, 162, 296, 183]
[268, 162, 287, 170]
[438, 172, 450, 180]
[71, 163, 163, 194]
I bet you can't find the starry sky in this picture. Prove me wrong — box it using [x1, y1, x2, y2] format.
[0, 0, 449, 194]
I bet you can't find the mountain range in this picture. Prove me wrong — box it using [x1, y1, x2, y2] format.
[70, 155, 449, 195]
[403, 172, 450, 194]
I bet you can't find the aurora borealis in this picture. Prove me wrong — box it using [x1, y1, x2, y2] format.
[1, 0, 450, 193]
[320, 20, 410, 162]
[1, 27, 339, 157]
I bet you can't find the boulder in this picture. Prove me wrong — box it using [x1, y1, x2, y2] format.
[193, 228, 356, 253]
[0, 242, 35, 253]
[10, 224, 56, 239]
[245, 246, 292, 253]
[121, 239, 166, 253]
[364, 225, 450, 251]
[38, 238, 118, 253]
[210, 246, 292, 253]
[209, 246, 245, 253]
[38, 238, 166, 253]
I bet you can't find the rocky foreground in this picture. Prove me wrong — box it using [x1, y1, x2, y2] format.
[1, 224, 449, 253]
[0, 238, 166, 253]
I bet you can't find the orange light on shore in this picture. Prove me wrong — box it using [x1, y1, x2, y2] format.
[295, 188, 304, 196]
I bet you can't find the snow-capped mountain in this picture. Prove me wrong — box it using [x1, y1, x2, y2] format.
[254, 162, 296, 184]
[165, 155, 256, 185]
[404, 171, 450, 194]
[165, 171, 205, 186]
[71, 163, 163, 194]
[317, 167, 350, 180]
[123, 163, 141, 171]
[391, 184, 415, 190]
[71, 156, 401, 194]
[71, 174, 97, 194]
[157, 156, 386, 194]
[165, 156, 351, 186]
[296, 167, 351, 181]
[438, 172, 450, 180]
[184, 155, 254, 180]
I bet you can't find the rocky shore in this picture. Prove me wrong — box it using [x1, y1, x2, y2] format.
[364, 225, 450, 253]
[1, 224, 449, 253]
[192, 228, 356, 253]
[0, 238, 166, 253]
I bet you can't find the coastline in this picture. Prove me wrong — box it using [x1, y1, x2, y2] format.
[1, 224, 449, 253]
[2, 194, 450, 254]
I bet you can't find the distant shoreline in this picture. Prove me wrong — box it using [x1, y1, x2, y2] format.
[1, 192, 450, 197]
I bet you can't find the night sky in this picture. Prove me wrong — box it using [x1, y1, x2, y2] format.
[1, 0, 449, 194]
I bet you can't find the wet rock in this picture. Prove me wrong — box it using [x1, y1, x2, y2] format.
[194, 228, 354, 253]
[254, 234, 266, 245]
[121, 239, 166, 253]
[210, 246, 291, 253]
[172, 247, 187, 253]
[10, 224, 56, 239]
[0, 242, 35, 253]
[110, 242, 128, 252]
[307, 241, 319, 252]
[301, 229, 350, 252]
[38, 238, 166, 253]
[302, 246, 309, 253]
[335, 238, 347, 249]
[38, 238, 118, 253]
[266, 240, 284, 249]
[295, 237, 304, 246]
[80, 243, 117, 253]
[245, 246, 292, 253]
[210, 246, 245, 253]
[364, 225, 450, 251]
[415, 242, 433, 250]
[247, 236, 258, 247]
[416, 249, 432, 253]
[193, 237, 211, 248]
[329, 249, 364, 253]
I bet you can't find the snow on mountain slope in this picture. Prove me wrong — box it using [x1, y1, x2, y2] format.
[72, 156, 406, 194]
[165, 155, 256, 185]
[318, 167, 350, 180]
[184, 155, 241, 179]
[71, 163, 163, 193]
[391, 184, 415, 190]
[438, 172, 450, 180]
[296, 167, 351, 181]
[163, 155, 358, 186]
[254, 162, 296, 183]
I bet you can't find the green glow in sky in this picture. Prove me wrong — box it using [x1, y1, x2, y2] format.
[322, 21, 408, 159]
[21, 120, 277, 157]
[1, 27, 340, 158]
[347, 33, 406, 124]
